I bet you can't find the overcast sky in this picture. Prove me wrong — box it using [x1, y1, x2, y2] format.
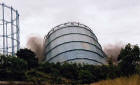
[1, 0, 140, 47]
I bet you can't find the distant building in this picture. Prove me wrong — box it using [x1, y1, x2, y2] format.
[44, 22, 106, 65]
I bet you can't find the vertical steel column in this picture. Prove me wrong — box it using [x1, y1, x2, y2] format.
[2, 3, 5, 55]
[16, 11, 20, 51]
[11, 7, 14, 56]
[6, 22, 8, 55]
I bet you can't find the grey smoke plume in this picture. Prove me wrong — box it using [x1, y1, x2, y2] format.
[103, 42, 124, 64]
[26, 35, 45, 61]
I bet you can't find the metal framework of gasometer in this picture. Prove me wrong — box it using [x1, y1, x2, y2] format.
[0, 3, 20, 56]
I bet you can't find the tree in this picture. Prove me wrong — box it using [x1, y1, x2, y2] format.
[0, 55, 7, 65]
[107, 56, 114, 65]
[6, 56, 28, 72]
[16, 48, 38, 69]
[0, 55, 28, 81]
[60, 63, 78, 80]
[118, 44, 140, 76]
[78, 70, 94, 84]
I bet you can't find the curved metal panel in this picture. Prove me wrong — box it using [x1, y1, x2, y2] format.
[46, 34, 101, 51]
[47, 49, 105, 61]
[44, 22, 106, 64]
[45, 41, 105, 58]
[65, 58, 104, 65]
[46, 26, 98, 40]
[46, 22, 97, 39]
[45, 33, 102, 50]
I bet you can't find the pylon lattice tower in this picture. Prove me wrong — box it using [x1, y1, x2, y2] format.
[0, 3, 20, 56]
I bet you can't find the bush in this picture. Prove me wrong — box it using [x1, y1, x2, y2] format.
[78, 70, 94, 83]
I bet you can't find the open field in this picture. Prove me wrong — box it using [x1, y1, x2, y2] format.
[92, 75, 140, 85]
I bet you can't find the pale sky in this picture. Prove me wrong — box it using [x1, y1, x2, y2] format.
[1, 0, 140, 47]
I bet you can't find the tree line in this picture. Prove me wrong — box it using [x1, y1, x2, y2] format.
[0, 43, 140, 84]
